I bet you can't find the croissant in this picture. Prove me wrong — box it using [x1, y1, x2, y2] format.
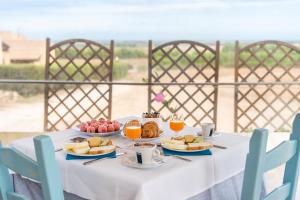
[142, 121, 159, 138]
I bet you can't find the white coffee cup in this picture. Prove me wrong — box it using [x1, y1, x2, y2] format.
[134, 143, 161, 165]
[201, 123, 215, 137]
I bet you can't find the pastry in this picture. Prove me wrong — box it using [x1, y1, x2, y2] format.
[79, 118, 121, 133]
[160, 135, 212, 151]
[100, 139, 112, 146]
[141, 121, 159, 138]
[184, 135, 195, 143]
[87, 137, 102, 147]
[65, 137, 115, 155]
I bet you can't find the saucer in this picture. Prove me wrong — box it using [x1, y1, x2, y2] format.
[121, 155, 165, 169]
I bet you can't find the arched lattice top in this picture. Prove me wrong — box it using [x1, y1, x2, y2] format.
[46, 38, 113, 81]
[44, 38, 113, 131]
[149, 40, 219, 83]
[236, 40, 300, 82]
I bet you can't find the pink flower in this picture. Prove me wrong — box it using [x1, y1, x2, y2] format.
[154, 91, 165, 103]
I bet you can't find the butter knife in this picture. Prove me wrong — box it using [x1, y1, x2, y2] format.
[213, 145, 227, 149]
[165, 154, 192, 162]
[83, 152, 126, 165]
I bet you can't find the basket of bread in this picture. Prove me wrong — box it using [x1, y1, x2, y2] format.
[64, 137, 116, 157]
[161, 135, 213, 152]
[76, 118, 122, 137]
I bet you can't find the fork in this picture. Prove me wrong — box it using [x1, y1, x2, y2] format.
[83, 152, 126, 165]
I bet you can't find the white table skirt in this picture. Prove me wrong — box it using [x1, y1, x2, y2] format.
[14, 171, 267, 200]
[10, 116, 251, 200]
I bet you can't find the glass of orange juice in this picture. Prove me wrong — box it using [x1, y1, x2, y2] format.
[125, 120, 142, 143]
[169, 114, 185, 136]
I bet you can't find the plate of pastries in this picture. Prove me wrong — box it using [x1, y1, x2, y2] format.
[160, 135, 213, 152]
[123, 119, 163, 141]
[75, 118, 122, 137]
[64, 137, 116, 157]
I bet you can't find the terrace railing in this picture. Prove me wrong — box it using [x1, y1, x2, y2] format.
[1, 39, 300, 133]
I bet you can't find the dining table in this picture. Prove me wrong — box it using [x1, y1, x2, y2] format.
[10, 116, 263, 200]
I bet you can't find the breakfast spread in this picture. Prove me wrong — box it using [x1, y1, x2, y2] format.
[64, 137, 115, 155]
[161, 135, 213, 151]
[79, 118, 121, 134]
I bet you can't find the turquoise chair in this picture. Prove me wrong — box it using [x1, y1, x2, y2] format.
[242, 114, 300, 200]
[0, 135, 64, 200]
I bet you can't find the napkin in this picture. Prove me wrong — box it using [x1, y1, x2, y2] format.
[66, 151, 116, 160]
[162, 148, 212, 156]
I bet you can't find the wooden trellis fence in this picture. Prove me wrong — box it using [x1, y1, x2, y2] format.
[148, 40, 220, 126]
[44, 38, 114, 131]
[234, 40, 300, 132]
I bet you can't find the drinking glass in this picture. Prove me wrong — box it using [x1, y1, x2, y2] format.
[169, 114, 185, 136]
[124, 120, 142, 143]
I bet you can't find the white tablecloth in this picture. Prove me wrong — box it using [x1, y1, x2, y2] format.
[11, 116, 250, 200]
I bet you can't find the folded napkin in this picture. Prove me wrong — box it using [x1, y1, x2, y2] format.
[66, 151, 116, 160]
[162, 148, 212, 156]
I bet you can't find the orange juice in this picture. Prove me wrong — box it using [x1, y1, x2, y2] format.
[170, 120, 185, 132]
[125, 126, 142, 140]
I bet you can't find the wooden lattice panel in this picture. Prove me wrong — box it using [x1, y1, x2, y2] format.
[44, 39, 113, 131]
[148, 40, 220, 126]
[235, 40, 300, 132]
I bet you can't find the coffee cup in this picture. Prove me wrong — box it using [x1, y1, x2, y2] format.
[134, 143, 161, 165]
[201, 123, 215, 137]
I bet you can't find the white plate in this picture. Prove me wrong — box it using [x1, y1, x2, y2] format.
[73, 125, 123, 137]
[121, 155, 164, 169]
[64, 148, 116, 157]
[161, 144, 211, 153]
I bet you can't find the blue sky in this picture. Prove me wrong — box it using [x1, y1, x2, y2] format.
[0, 0, 300, 41]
